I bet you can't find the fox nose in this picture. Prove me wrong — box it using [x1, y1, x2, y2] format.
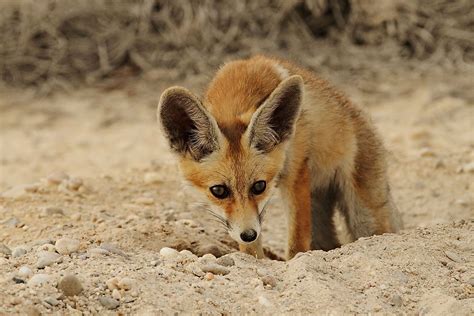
[240, 229, 257, 243]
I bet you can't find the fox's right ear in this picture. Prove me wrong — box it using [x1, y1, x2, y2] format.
[158, 87, 220, 161]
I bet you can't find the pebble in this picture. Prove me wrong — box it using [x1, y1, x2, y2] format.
[100, 243, 127, 257]
[204, 272, 214, 281]
[32, 239, 55, 247]
[216, 255, 235, 267]
[58, 274, 83, 296]
[467, 278, 474, 286]
[112, 289, 122, 300]
[88, 247, 110, 256]
[159, 247, 179, 259]
[28, 274, 52, 286]
[18, 266, 33, 278]
[0, 243, 12, 256]
[461, 162, 474, 173]
[135, 197, 154, 205]
[391, 294, 403, 307]
[99, 296, 120, 310]
[445, 251, 463, 263]
[201, 253, 217, 262]
[1, 186, 28, 198]
[106, 277, 119, 290]
[41, 207, 65, 217]
[46, 171, 69, 185]
[187, 262, 204, 277]
[24, 183, 40, 193]
[12, 247, 28, 258]
[418, 148, 436, 157]
[261, 275, 277, 288]
[55, 238, 80, 255]
[37, 251, 61, 268]
[66, 177, 83, 190]
[144, 172, 162, 184]
[200, 263, 230, 275]
[44, 297, 60, 306]
[117, 277, 134, 290]
[37, 243, 56, 252]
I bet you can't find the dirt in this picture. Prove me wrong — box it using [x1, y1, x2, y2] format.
[0, 62, 473, 315]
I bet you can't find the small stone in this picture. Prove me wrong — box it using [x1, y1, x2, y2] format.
[201, 253, 217, 262]
[117, 277, 134, 290]
[180, 249, 198, 260]
[204, 272, 214, 281]
[37, 243, 56, 252]
[55, 238, 80, 255]
[58, 274, 83, 296]
[445, 251, 463, 263]
[88, 248, 110, 256]
[10, 297, 22, 305]
[261, 275, 277, 288]
[144, 172, 162, 184]
[37, 251, 61, 268]
[100, 243, 127, 257]
[467, 278, 474, 286]
[159, 247, 179, 259]
[391, 294, 403, 307]
[106, 277, 120, 290]
[18, 266, 33, 278]
[24, 183, 40, 193]
[99, 296, 120, 310]
[46, 171, 70, 185]
[41, 207, 64, 217]
[135, 197, 154, 205]
[66, 177, 83, 191]
[12, 247, 27, 258]
[71, 213, 81, 221]
[216, 256, 235, 267]
[419, 148, 435, 157]
[44, 297, 60, 306]
[28, 274, 52, 286]
[200, 263, 230, 275]
[112, 289, 122, 300]
[455, 199, 468, 207]
[187, 262, 204, 277]
[1, 186, 27, 198]
[32, 239, 55, 247]
[462, 162, 474, 173]
[0, 243, 12, 256]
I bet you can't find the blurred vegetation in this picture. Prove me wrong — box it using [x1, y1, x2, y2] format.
[0, 0, 472, 87]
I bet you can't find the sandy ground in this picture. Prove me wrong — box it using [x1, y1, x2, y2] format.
[0, 62, 473, 315]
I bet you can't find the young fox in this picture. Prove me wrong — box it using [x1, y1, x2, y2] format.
[157, 55, 402, 260]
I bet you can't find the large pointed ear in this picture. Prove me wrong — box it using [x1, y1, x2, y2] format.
[157, 87, 220, 161]
[247, 75, 303, 152]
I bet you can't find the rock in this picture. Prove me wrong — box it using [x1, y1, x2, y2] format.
[135, 197, 154, 205]
[467, 278, 474, 286]
[216, 255, 235, 267]
[41, 207, 65, 217]
[159, 247, 179, 259]
[12, 247, 27, 258]
[1, 186, 27, 199]
[37, 251, 61, 268]
[37, 243, 56, 252]
[144, 172, 162, 184]
[100, 243, 127, 257]
[0, 243, 12, 256]
[44, 297, 60, 306]
[55, 238, 80, 255]
[445, 251, 463, 263]
[461, 162, 474, 173]
[106, 277, 120, 290]
[180, 250, 198, 261]
[201, 253, 217, 262]
[391, 294, 403, 307]
[32, 239, 55, 247]
[28, 274, 52, 286]
[117, 277, 134, 290]
[66, 177, 83, 190]
[200, 263, 230, 275]
[88, 247, 110, 256]
[455, 199, 468, 207]
[187, 262, 204, 277]
[99, 296, 120, 310]
[18, 266, 33, 278]
[24, 183, 40, 193]
[112, 289, 122, 300]
[261, 275, 277, 288]
[204, 272, 214, 281]
[46, 171, 69, 185]
[58, 274, 83, 296]
[419, 147, 436, 157]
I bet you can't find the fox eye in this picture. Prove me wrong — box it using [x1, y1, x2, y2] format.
[251, 180, 266, 195]
[210, 185, 230, 199]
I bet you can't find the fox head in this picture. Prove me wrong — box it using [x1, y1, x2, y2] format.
[157, 65, 303, 246]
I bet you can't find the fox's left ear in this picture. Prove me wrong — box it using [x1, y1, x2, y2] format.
[247, 75, 303, 152]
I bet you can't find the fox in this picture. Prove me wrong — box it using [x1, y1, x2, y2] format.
[157, 55, 402, 260]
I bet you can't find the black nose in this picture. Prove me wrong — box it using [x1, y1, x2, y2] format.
[240, 229, 257, 242]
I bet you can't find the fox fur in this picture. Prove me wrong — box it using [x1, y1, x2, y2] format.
[157, 55, 402, 260]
